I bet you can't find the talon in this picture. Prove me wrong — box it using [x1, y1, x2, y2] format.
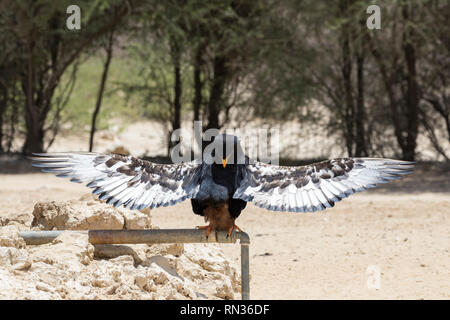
[197, 225, 212, 239]
[227, 224, 243, 238]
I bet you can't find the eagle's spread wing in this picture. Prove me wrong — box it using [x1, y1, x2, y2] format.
[233, 158, 414, 212]
[31, 152, 201, 210]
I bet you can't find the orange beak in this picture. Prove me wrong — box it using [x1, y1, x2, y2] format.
[222, 154, 231, 168]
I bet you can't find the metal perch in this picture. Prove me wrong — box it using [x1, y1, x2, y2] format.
[19, 229, 250, 300]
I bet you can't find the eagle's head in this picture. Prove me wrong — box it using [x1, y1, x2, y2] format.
[204, 134, 246, 168]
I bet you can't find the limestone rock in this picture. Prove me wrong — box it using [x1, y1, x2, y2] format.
[31, 194, 151, 231]
[0, 225, 26, 248]
[29, 231, 94, 267]
[0, 247, 31, 270]
[0, 235, 240, 300]
[93, 244, 148, 264]
[0, 197, 240, 300]
[122, 209, 152, 230]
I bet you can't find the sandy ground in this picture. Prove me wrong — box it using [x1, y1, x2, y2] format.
[1, 161, 449, 299]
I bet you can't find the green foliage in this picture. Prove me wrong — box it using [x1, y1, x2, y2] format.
[58, 54, 144, 132]
[117, 40, 193, 124]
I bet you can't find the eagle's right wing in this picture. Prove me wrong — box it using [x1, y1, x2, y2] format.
[233, 158, 414, 212]
[31, 152, 202, 210]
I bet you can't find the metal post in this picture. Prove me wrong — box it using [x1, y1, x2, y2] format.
[20, 229, 250, 300]
[240, 243, 250, 300]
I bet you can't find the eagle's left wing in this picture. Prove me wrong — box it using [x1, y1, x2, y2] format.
[31, 152, 202, 210]
[233, 158, 414, 212]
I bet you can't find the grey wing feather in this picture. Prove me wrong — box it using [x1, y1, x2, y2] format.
[31, 152, 202, 210]
[233, 158, 414, 213]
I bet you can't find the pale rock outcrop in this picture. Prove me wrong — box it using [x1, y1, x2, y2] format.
[31, 194, 151, 230]
[0, 225, 26, 248]
[0, 196, 241, 300]
[29, 231, 95, 267]
[0, 247, 31, 270]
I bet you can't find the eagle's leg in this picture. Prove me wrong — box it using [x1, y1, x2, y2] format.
[197, 202, 239, 239]
[226, 224, 243, 238]
[196, 224, 214, 239]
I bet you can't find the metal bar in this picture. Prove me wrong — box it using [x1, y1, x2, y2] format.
[19, 229, 250, 300]
[88, 229, 250, 245]
[241, 244, 250, 300]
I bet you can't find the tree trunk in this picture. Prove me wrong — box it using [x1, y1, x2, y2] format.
[401, 3, 419, 161]
[0, 87, 6, 152]
[6, 85, 18, 153]
[193, 45, 203, 123]
[339, 0, 355, 157]
[89, 31, 114, 152]
[342, 43, 354, 157]
[167, 39, 183, 156]
[173, 62, 181, 136]
[22, 41, 44, 154]
[168, 53, 182, 155]
[354, 47, 367, 156]
[206, 55, 227, 130]
[23, 114, 44, 154]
